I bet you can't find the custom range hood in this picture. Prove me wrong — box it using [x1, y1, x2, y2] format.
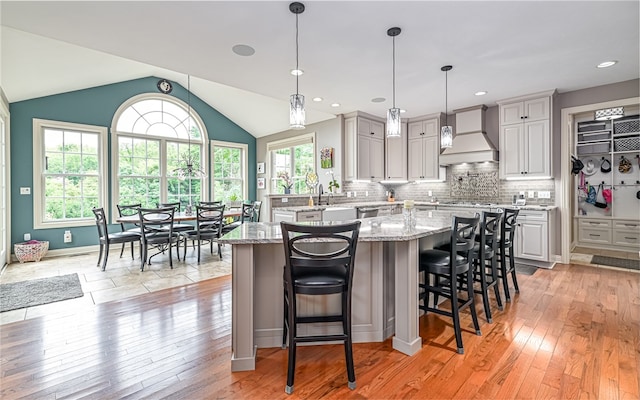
[439, 105, 499, 165]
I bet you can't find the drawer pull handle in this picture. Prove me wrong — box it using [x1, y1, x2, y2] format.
[589, 234, 600, 237]
[589, 222, 599, 225]
[624, 224, 637, 227]
[625, 237, 637, 240]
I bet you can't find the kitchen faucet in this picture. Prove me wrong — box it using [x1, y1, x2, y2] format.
[318, 184, 323, 205]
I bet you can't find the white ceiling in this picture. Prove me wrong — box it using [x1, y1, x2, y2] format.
[1, 1, 639, 138]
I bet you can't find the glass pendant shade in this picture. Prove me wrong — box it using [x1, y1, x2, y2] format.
[289, 93, 306, 129]
[595, 107, 624, 121]
[387, 107, 401, 137]
[441, 125, 453, 148]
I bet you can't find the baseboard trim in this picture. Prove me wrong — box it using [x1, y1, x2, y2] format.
[10, 244, 123, 264]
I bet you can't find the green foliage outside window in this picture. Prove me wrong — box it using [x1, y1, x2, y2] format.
[213, 146, 243, 203]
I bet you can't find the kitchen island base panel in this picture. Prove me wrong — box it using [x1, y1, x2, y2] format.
[392, 239, 423, 355]
[231, 346, 257, 372]
[231, 241, 393, 371]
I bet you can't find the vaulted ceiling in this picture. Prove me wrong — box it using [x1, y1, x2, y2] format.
[2, 1, 638, 137]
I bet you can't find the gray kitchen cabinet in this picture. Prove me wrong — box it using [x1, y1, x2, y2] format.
[514, 210, 549, 262]
[407, 113, 442, 181]
[272, 210, 322, 223]
[272, 210, 296, 223]
[498, 91, 555, 179]
[384, 122, 407, 180]
[345, 113, 385, 181]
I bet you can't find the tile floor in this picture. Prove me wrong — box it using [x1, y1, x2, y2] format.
[570, 246, 640, 270]
[0, 243, 231, 326]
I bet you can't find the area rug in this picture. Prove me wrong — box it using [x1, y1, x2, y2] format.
[515, 263, 538, 276]
[591, 256, 640, 271]
[0, 273, 84, 312]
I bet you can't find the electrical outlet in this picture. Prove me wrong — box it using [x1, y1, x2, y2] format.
[64, 230, 72, 243]
[353, 192, 357, 197]
[281, 197, 288, 203]
[428, 190, 433, 197]
[528, 191, 535, 198]
[365, 191, 369, 197]
[24, 233, 31, 241]
[347, 192, 351, 198]
[20, 187, 31, 195]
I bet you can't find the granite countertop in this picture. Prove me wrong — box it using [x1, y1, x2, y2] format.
[219, 210, 469, 244]
[273, 201, 556, 213]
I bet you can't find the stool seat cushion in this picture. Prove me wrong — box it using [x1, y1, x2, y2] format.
[291, 266, 347, 294]
[419, 249, 469, 275]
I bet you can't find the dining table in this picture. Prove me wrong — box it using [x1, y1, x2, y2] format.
[115, 209, 242, 224]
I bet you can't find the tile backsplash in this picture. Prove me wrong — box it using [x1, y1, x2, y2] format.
[342, 163, 555, 205]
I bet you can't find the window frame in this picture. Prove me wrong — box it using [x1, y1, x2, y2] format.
[32, 118, 109, 229]
[210, 140, 248, 202]
[110, 93, 208, 220]
[266, 132, 316, 194]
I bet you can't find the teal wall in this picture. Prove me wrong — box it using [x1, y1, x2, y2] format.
[9, 76, 256, 251]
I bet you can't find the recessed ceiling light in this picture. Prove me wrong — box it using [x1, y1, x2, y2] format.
[312, 97, 323, 102]
[232, 44, 255, 56]
[371, 97, 386, 103]
[475, 91, 487, 96]
[331, 103, 340, 108]
[290, 69, 304, 76]
[597, 60, 618, 68]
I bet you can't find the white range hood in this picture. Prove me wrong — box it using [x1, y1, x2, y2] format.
[439, 105, 499, 165]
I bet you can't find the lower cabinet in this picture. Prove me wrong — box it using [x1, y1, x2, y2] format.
[576, 217, 640, 249]
[272, 210, 322, 223]
[514, 210, 550, 262]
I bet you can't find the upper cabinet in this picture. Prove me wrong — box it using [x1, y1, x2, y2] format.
[344, 113, 385, 181]
[385, 122, 408, 180]
[497, 90, 556, 179]
[407, 113, 442, 181]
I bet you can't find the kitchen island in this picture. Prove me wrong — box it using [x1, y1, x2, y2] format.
[219, 210, 466, 371]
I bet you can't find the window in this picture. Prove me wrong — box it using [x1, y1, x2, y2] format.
[211, 141, 247, 203]
[33, 119, 108, 229]
[111, 94, 207, 213]
[267, 133, 315, 194]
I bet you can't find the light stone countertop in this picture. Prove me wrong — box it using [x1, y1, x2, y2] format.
[218, 210, 470, 244]
[272, 201, 557, 213]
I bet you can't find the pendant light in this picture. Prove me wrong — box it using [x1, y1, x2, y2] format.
[289, 2, 305, 129]
[440, 65, 453, 148]
[386, 27, 402, 138]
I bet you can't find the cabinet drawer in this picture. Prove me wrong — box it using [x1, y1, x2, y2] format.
[297, 211, 322, 221]
[579, 219, 612, 229]
[614, 220, 640, 232]
[612, 230, 640, 247]
[579, 227, 611, 244]
[517, 210, 547, 222]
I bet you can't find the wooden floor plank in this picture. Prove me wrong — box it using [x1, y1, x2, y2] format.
[1, 263, 638, 399]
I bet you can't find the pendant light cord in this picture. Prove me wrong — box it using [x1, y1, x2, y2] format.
[187, 75, 191, 153]
[295, 13, 299, 95]
[392, 35, 396, 108]
[444, 69, 448, 126]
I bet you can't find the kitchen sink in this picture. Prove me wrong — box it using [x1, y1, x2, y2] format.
[322, 207, 357, 222]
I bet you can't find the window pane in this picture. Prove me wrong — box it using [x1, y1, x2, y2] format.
[82, 155, 99, 174]
[44, 129, 63, 151]
[64, 153, 82, 173]
[46, 152, 64, 174]
[82, 133, 98, 154]
[65, 198, 82, 219]
[83, 177, 99, 197]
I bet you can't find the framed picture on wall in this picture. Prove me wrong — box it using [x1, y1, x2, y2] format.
[257, 177, 266, 189]
[257, 162, 265, 174]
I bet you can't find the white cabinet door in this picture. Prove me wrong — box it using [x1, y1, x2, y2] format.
[273, 211, 296, 223]
[407, 117, 439, 181]
[500, 102, 525, 125]
[524, 97, 550, 122]
[369, 137, 385, 180]
[408, 137, 424, 180]
[385, 123, 407, 180]
[357, 134, 372, 179]
[500, 125, 523, 177]
[422, 135, 439, 180]
[524, 120, 550, 176]
[517, 221, 548, 261]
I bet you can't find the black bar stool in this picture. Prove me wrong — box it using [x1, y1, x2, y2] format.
[497, 208, 520, 302]
[419, 215, 481, 354]
[280, 221, 361, 395]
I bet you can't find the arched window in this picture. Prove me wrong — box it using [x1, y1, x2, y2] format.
[111, 94, 207, 212]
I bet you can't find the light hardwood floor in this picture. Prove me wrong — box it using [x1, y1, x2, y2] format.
[1, 259, 638, 399]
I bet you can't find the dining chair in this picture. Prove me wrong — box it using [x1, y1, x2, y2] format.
[252, 200, 263, 222]
[92, 207, 140, 271]
[138, 206, 181, 270]
[199, 200, 222, 206]
[116, 203, 142, 258]
[419, 214, 481, 354]
[281, 220, 361, 394]
[221, 203, 255, 235]
[181, 204, 225, 262]
[158, 201, 195, 233]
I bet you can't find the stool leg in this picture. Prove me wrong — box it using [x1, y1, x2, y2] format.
[282, 286, 288, 349]
[510, 247, 520, 293]
[491, 255, 503, 310]
[478, 258, 492, 323]
[467, 266, 481, 336]
[500, 247, 511, 302]
[450, 273, 464, 354]
[285, 293, 296, 395]
[343, 291, 356, 390]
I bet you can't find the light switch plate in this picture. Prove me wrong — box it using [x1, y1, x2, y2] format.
[528, 191, 535, 198]
[20, 187, 31, 195]
[281, 198, 288, 203]
[538, 191, 551, 199]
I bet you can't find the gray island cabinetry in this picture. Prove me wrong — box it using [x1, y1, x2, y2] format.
[218, 211, 463, 372]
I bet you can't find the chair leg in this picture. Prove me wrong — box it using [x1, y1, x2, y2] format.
[197, 239, 201, 263]
[101, 243, 110, 271]
[130, 241, 135, 260]
[285, 294, 297, 395]
[97, 243, 104, 268]
[140, 243, 146, 271]
[467, 266, 481, 336]
[168, 241, 174, 268]
[500, 248, 511, 302]
[477, 258, 492, 323]
[119, 243, 125, 258]
[509, 247, 520, 293]
[343, 291, 356, 390]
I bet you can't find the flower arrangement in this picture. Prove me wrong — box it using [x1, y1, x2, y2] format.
[326, 170, 340, 193]
[277, 171, 294, 191]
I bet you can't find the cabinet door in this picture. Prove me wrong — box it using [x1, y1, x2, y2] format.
[517, 221, 548, 261]
[500, 125, 523, 177]
[370, 120, 384, 139]
[422, 135, 439, 180]
[408, 121, 424, 139]
[273, 211, 296, 223]
[357, 135, 372, 179]
[500, 102, 525, 125]
[358, 117, 384, 140]
[408, 137, 424, 180]
[423, 119, 438, 136]
[524, 120, 550, 176]
[369, 137, 385, 180]
[524, 97, 550, 121]
[344, 117, 357, 181]
[385, 124, 407, 180]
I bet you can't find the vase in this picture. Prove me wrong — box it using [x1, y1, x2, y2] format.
[284, 188, 291, 194]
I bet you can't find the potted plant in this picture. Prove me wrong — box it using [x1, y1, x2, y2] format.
[278, 171, 294, 194]
[327, 170, 340, 193]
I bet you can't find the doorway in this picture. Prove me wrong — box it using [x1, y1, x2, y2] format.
[0, 97, 9, 268]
